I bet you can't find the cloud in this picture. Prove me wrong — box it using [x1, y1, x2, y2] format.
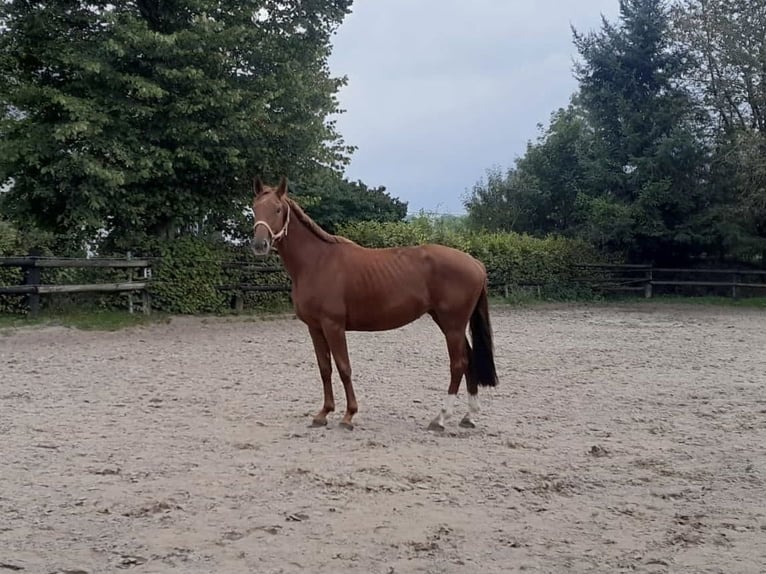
[328, 0, 621, 214]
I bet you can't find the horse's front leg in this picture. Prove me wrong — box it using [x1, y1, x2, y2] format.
[308, 326, 334, 426]
[322, 320, 357, 430]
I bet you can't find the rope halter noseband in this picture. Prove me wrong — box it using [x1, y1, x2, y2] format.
[253, 200, 291, 244]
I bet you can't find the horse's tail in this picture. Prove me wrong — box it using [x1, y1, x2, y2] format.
[467, 283, 498, 387]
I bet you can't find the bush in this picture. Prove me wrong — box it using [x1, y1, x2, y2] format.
[338, 216, 601, 297]
[2, 213, 603, 317]
[131, 236, 292, 315]
[0, 221, 24, 313]
[145, 237, 230, 314]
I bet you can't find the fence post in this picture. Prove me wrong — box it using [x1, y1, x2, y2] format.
[126, 251, 134, 314]
[142, 290, 152, 315]
[644, 268, 653, 299]
[23, 253, 41, 317]
[732, 273, 739, 300]
[141, 264, 152, 315]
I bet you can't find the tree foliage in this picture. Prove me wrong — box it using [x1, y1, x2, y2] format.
[0, 0, 354, 247]
[570, 0, 710, 262]
[465, 0, 764, 266]
[465, 104, 590, 236]
[672, 0, 766, 260]
[291, 169, 408, 233]
[339, 217, 600, 299]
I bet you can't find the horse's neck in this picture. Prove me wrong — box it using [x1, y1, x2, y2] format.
[276, 214, 330, 280]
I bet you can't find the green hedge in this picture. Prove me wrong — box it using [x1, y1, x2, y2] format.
[0, 221, 24, 313]
[137, 236, 290, 314]
[139, 220, 601, 312]
[147, 237, 229, 314]
[2, 216, 602, 317]
[338, 217, 601, 298]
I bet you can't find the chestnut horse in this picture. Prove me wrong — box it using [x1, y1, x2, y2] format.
[251, 176, 498, 430]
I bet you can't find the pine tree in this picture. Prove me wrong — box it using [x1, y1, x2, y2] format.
[572, 0, 710, 263]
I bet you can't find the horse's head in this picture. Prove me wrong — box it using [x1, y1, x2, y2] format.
[251, 176, 290, 256]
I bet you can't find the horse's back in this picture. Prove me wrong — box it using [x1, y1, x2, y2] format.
[316, 243, 473, 330]
[347, 242, 485, 284]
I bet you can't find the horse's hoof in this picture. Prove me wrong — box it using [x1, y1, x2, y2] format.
[339, 421, 354, 431]
[428, 420, 445, 432]
[311, 418, 327, 427]
[459, 416, 476, 429]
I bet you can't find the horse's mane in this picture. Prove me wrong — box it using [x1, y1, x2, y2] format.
[285, 197, 355, 245]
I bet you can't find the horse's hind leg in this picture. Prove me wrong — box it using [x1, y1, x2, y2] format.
[460, 366, 480, 429]
[428, 320, 468, 431]
[308, 326, 334, 427]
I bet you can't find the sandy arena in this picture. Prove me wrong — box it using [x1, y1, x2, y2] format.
[1, 303, 765, 573]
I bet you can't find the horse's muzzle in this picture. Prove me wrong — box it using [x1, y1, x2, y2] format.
[251, 238, 271, 256]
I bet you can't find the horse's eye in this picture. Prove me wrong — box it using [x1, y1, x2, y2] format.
[277, 207, 282, 214]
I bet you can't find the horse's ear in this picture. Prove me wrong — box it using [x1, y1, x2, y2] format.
[277, 176, 288, 198]
[253, 176, 264, 197]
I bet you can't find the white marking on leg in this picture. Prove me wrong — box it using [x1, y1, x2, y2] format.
[442, 394, 457, 419]
[460, 393, 480, 428]
[430, 393, 457, 429]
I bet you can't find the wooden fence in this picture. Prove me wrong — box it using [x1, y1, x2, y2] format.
[217, 261, 290, 311]
[0, 255, 294, 316]
[3, 256, 766, 317]
[0, 255, 153, 317]
[573, 264, 766, 299]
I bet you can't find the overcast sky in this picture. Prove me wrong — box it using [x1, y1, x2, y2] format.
[327, 0, 621, 215]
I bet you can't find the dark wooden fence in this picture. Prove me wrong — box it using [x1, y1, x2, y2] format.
[0, 255, 294, 316]
[0, 255, 153, 317]
[3, 256, 765, 317]
[217, 260, 290, 311]
[573, 264, 766, 299]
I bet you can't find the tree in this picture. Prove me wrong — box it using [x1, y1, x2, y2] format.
[291, 169, 408, 233]
[0, 0, 353, 248]
[672, 0, 766, 262]
[464, 166, 518, 233]
[672, 0, 766, 134]
[513, 103, 591, 235]
[217, 169, 407, 243]
[465, 103, 592, 236]
[571, 0, 712, 263]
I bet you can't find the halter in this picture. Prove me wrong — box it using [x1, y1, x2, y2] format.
[253, 201, 291, 243]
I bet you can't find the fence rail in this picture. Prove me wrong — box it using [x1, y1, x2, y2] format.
[0, 257, 152, 268]
[216, 263, 291, 311]
[3, 256, 766, 317]
[0, 255, 152, 316]
[572, 264, 766, 299]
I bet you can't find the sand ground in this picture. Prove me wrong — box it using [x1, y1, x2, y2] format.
[1, 303, 765, 573]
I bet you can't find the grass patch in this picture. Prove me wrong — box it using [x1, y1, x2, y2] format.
[0, 309, 169, 332]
